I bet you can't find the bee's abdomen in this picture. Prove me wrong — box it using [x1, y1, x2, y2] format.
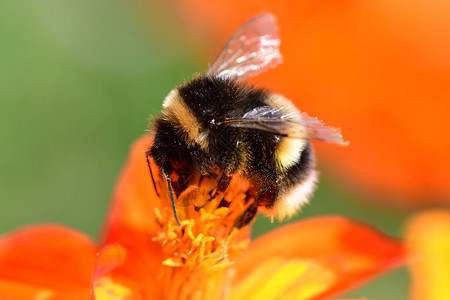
[273, 142, 317, 218]
[245, 140, 316, 217]
[283, 142, 315, 189]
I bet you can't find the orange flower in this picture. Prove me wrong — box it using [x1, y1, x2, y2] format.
[0, 226, 96, 299]
[0, 136, 404, 299]
[405, 210, 450, 300]
[169, 0, 450, 206]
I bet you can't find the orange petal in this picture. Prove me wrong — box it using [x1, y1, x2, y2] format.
[405, 210, 450, 300]
[0, 225, 97, 299]
[101, 136, 165, 293]
[92, 244, 139, 300]
[91, 243, 162, 300]
[102, 135, 161, 244]
[92, 243, 127, 282]
[232, 216, 404, 300]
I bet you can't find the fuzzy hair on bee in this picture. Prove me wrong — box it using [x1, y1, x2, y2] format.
[148, 14, 347, 226]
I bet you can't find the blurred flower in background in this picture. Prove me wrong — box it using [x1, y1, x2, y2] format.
[170, 0, 450, 207]
[405, 210, 450, 300]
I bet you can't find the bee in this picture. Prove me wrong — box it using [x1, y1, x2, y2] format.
[147, 14, 347, 226]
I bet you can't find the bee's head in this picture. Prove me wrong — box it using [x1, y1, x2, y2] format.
[161, 87, 227, 153]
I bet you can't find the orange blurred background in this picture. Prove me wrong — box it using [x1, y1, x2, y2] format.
[169, 0, 450, 207]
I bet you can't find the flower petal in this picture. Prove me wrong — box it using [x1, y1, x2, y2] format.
[91, 243, 162, 300]
[92, 244, 138, 300]
[231, 257, 334, 300]
[100, 136, 165, 294]
[0, 225, 96, 299]
[231, 216, 404, 300]
[102, 136, 161, 244]
[405, 210, 450, 300]
[92, 244, 127, 283]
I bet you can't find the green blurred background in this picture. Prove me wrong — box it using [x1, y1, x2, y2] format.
[0, 1, 409, 298]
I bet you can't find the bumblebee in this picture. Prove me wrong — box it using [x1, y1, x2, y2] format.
[148, 14, 347, 226]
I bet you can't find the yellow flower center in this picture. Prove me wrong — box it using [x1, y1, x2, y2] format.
[151, 168, 254, 300]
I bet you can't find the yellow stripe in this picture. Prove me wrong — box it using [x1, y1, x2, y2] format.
[162, 89, 208, 149]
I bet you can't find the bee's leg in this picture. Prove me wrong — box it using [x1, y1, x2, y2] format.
[206, 173, 231, 197]
[256, 187, 278, 208]
[233, 202, 258, 228]
[161, 169, 182, 226]
[191, 151, 212, 176]
[145, 151, 160, 197]
[207, 172, 219, 179]
[194, 174, 231, 211]
[216, 174, 232, 193]
[208, 174, 231, 200]
[196, 171, 219, 196]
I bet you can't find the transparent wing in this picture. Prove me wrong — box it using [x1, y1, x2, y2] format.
[220, 106, 349, 145]
[205, 13, 282, 80]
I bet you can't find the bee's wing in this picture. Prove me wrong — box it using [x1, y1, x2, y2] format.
[222, 106, 349, 145]
[205, 14, 282, 80]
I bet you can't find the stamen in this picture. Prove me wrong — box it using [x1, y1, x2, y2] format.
[147, 157, 256, 300]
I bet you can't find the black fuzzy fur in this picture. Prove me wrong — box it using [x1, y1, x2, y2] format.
[150, 76, 314, 222]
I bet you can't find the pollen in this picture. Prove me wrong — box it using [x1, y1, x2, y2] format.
[149, 161, 255, 300]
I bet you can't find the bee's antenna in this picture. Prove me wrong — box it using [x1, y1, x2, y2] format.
[162, 169, 182, 226]
[145, 151, 160, 197]
[146, 152, 181, 226]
